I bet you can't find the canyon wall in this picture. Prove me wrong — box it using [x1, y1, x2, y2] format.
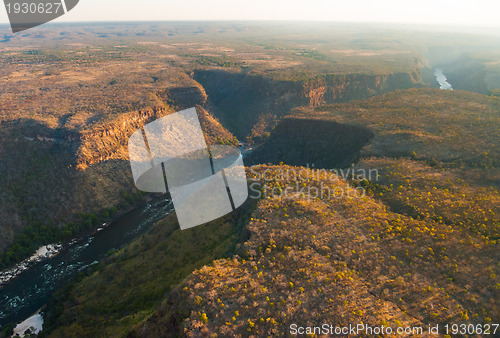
[194, 70, 423, 142]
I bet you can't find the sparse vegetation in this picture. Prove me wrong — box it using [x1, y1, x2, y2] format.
[0, 22, 499, 337]
[42, 197, 256, 337]
[137, 164, 498, 336]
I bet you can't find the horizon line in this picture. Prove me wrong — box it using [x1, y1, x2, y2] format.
[0, 19, 499, 30]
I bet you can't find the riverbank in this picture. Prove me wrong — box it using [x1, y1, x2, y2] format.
[0, 191, 163, 288]
[0, 244, 62, 287]
[0, 194, 173, 328]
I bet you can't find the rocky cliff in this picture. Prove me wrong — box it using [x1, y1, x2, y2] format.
[194, 70, 423, 143]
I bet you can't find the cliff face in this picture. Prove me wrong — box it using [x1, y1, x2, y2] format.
[194, 70, 422, 142]
[76, 107, 169, 170]
[303, 72, 420, 106]
[443, 56, 492, 94]
[75, 86, 234, 170]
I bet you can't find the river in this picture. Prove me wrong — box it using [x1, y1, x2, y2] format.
[433, 69, 453, 90]
[0, 197, 173, 328]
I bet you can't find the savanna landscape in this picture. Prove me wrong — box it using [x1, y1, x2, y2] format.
[0, 20, 499, 337]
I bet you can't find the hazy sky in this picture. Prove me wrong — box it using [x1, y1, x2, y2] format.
[1, 0, 500, 27]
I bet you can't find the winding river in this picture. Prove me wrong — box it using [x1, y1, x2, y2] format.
[0, 197, 173, 328]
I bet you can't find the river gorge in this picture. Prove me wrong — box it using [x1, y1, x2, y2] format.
[0, 197, 173, 329]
